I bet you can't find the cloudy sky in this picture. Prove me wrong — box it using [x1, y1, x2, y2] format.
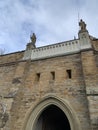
[0, 0, 98, 53]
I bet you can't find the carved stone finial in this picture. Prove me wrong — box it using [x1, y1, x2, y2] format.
[79, 19, 87, 32]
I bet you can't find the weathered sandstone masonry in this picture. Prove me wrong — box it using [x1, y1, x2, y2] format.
[0, 19, 98, 130]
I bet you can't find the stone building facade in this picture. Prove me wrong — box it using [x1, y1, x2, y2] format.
[0, 20, 98, 130]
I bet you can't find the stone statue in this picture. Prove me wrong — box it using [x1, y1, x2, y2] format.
[30, 33, 36, 44]
[26, 33, 36, 50]
[79, 19, 87, 32]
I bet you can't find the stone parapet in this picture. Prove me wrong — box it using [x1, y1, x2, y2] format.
[31, 40, 80, 60]
[23, 38, 92, 60]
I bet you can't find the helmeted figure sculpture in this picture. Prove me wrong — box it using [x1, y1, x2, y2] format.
[30, 33, 36, 44]
[79, 19, 87, 32]
[26, 33, 36, 50]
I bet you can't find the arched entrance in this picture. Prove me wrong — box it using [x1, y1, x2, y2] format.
[23, 95, 81, 130]
[35, 105, 71, 130]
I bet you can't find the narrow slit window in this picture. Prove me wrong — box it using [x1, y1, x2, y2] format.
[51, 72, 55, 80]
[66, 70, 72, 79]
[36, 73, 40, 81]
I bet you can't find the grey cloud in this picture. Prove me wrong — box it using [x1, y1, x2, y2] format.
[0, 0, 98, 53]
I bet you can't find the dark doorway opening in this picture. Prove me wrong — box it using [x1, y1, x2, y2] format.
[35, 105, 71, 130]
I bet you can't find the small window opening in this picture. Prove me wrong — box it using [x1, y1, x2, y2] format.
[36, 73, 40, 81]
[66, 70, 72, 79]
[51, 72, 55, 80]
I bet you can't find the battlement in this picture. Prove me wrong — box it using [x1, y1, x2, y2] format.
[23, 19, 92, 60]
[31, 39, 80, 59]
[23, 37, 91, 60]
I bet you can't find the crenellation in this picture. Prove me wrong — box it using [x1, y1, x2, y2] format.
[31, 40, 81, 60]
[23, 39, 82, 60]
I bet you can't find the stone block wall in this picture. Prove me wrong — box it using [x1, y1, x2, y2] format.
[0, 51, 24, 64]
[0, 46, 97, 130]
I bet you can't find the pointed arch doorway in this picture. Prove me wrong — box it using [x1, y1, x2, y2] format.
[23, 96, 81, 130]
[35, 105, 71, 130]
